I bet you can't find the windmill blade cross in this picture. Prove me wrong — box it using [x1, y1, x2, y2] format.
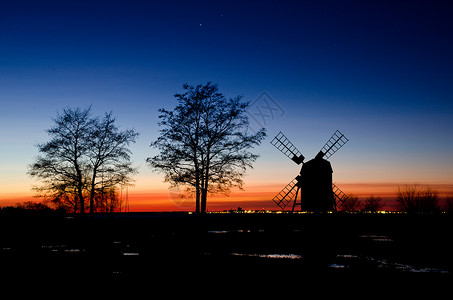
[272, 179, 299, 209]
[270, 132, 304, 164]
[332, 183, 348, 211]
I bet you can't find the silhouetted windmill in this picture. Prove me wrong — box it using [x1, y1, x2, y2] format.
[271, 130, 349, 212]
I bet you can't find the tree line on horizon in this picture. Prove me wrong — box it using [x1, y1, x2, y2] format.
[14, 82, 453, 215]
[339, 185, 453, 213]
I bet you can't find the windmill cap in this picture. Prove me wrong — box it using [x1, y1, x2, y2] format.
[291, 155, 304, 165]
[315, 151, 325, 160]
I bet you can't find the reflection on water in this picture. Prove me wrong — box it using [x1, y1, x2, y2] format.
[208, 229, 265, 234]
[2, 232, 449, 276]
[328, 264, 347, 269]
[207, 230, 230, 234]
[231, 253, 303, 260]
[337, 254, 359, 258]
[41, 244, 85, 254]
[39, 241, 141, 256]
[228, 251, 449, 273]
[333, 254, 449, 274]
[112, 240, 140, 256]
[359, 235, 394, 242]
[122, 252, 139, 256]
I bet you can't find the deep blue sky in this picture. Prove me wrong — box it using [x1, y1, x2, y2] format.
[1, 0, 453, 206]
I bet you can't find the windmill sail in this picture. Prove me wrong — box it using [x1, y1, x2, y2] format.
[271, 132, 304, 164]
[272, 179, 299, 209]
[332, 183, 348, 211]
[316, 130, 349, 160]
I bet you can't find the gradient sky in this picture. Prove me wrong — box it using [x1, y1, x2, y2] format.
[1, 0, 452, 211]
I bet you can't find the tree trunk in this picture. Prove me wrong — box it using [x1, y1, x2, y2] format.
[201, 188, 207, 214]
[75, 165, 85, 214]
[195, 186, 200, 214]
[89, 170, 97, 214]
[89, 189, 95, 214]
[195, 167, 200, 213]
[77, 185, 84, 214]
[201, 157, 210, 214]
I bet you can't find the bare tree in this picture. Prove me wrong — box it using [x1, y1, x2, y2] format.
[340, 194, 362, 212]
[445, 193, 453, 213]
[28, 107, 138, 214]
[396, 185, 440, 213]
[28, 107, 94, 213]
[147, 82, 266, 213]
[363, 195, 384, 212]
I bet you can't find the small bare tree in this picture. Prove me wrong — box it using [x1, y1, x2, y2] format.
[340, 194, 362, 212]
[396, 185, 440, 213]
[94, 187, 121, 213]
[445, 193, 453, 213]
[362, 195, 384, 212]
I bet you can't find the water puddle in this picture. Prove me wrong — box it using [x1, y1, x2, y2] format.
[328, 263, 347, 269]
[41, 244, 85, 254]
[122, 252, 140, 256]
[359, 235, 394, 242]
[207, 229, 265, 234]
[375, 258, 449, 273]
[207, 230, 230, 234]
[332, 254, 449, 273]
[231, 253, 303, 260]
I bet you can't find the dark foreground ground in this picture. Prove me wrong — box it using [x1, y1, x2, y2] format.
[0, 212, 451, 293]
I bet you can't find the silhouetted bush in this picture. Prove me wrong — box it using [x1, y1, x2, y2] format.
[0, 201, 64, 216]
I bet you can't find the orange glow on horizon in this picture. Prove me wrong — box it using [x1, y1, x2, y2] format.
[2, 182, 452, 212]
[88, 182, 453, 212]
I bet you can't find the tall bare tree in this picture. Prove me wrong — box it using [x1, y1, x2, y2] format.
[29, 107, 94, 213]
[28, 107, 138, 214]
[147, 82, 265, 213]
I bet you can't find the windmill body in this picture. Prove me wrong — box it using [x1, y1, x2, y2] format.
[271, 130, 349, 212]
[299, 157, 333, 212]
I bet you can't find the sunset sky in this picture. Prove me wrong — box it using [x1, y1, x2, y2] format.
[1, 0, 452, 211]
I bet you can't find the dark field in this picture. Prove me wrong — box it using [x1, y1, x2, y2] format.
[0, 213, 451, 292]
